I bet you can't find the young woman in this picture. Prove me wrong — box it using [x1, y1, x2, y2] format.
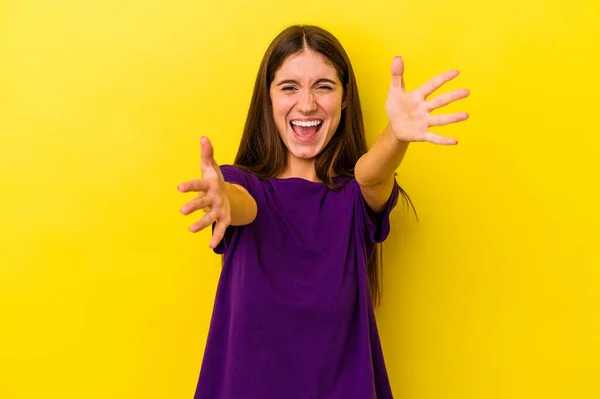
[179, 24, 469, 399]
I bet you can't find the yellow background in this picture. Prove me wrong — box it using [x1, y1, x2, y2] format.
[1, 0, 598, 398]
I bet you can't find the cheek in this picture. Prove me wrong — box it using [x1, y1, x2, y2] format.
[324, 98, 343, 121]
[323, 92, 343, 109]
[272, 96, 293, 116]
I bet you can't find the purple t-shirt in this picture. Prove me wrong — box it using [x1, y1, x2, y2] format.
[194, 165, 400, 399]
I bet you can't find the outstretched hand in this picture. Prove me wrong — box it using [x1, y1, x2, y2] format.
[385, 56, 469, 145]
[178, 137, 231, 249]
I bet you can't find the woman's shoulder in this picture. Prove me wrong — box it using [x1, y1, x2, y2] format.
[218, 164, 262, 191]
[219, 164, 250, 177]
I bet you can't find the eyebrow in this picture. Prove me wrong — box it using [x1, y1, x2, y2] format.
[275, 78, 337, 86]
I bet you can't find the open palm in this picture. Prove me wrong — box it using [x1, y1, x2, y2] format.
[385, 56, 470, 145]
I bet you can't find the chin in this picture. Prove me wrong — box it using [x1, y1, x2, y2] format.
[285, 124, 330, 158]
[289, 148, 321, 160]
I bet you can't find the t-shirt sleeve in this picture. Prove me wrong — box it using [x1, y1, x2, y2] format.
[353, 177, 401, 245]
[220, 164, 253, 194]
[211, 164, 255, 255]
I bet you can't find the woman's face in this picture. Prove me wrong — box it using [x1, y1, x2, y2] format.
[269, 48, 345, 161]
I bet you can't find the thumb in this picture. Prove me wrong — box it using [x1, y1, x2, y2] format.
[391, 56, 405, 90]
[200, 136, 225, 182]
[200, 136, 215, 170]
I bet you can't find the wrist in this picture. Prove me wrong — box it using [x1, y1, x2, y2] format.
[386, 124, 411, 147]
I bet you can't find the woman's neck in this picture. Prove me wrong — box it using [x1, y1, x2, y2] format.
[277, 156, 319, 182]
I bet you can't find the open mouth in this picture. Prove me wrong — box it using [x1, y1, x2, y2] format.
[289, 119, 324, 143]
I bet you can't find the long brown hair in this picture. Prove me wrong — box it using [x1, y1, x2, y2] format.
[233, 24, 414, 306]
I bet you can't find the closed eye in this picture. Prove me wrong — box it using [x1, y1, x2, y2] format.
[281, 85, 333, 92]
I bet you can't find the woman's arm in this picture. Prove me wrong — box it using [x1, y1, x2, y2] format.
[225, 182, 257, 226]
[355, 125, 408, 213]
[355, 56, 470, 213]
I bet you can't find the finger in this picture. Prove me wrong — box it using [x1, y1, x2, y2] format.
[427, 88, 470, 111]
[180, 195, 212, 215]
[423, 131, 458, 145]
[418, 70, 460, 99]
[198, 192, 211, 213]
[189, 211, 217, 233]
[200, 136, 216, 171]
[429, 112, 469, 127]
[390, 56, 405, 90]
[178, 179, 210, 193]
[210, 219, 230, 249]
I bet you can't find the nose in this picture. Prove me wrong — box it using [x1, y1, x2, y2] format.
[297, 89, 318, 114]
